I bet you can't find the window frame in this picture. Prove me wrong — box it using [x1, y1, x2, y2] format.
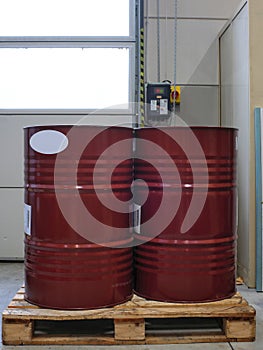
[0, 0, 136, 115]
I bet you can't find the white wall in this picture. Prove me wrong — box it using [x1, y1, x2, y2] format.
[220, 3, 250, 284]
[145, 0, 243, 126]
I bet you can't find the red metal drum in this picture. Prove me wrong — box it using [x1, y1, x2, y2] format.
[24, 125, 133, 309]
[134, 127, 238, 302]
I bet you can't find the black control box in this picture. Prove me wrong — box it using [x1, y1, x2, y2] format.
[146, 82, 171, 118]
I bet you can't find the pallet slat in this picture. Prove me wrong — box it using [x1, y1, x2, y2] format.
[2, 287, 256, 345]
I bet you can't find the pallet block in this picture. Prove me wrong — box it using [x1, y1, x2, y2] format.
[2, 287, 256, 345]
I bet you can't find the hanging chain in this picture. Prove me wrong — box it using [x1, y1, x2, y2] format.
[164, 0, 168, 81]
[173, 0, 178, 112]
[157, 0, 161, 82]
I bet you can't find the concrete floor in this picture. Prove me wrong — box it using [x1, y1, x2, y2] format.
[0, 262, 262, 350]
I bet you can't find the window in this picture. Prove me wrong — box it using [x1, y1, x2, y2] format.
[0, 47, 131, 110]
[0, 0, 130, 37]
[0, 0, 135, 113]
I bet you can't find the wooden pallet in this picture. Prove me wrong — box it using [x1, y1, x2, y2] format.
[2, 287, 256, 345]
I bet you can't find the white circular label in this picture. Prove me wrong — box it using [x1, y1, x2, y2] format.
[29, 130, 69, 154]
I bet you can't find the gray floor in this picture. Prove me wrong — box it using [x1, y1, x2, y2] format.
[0, 262, 262, 350]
